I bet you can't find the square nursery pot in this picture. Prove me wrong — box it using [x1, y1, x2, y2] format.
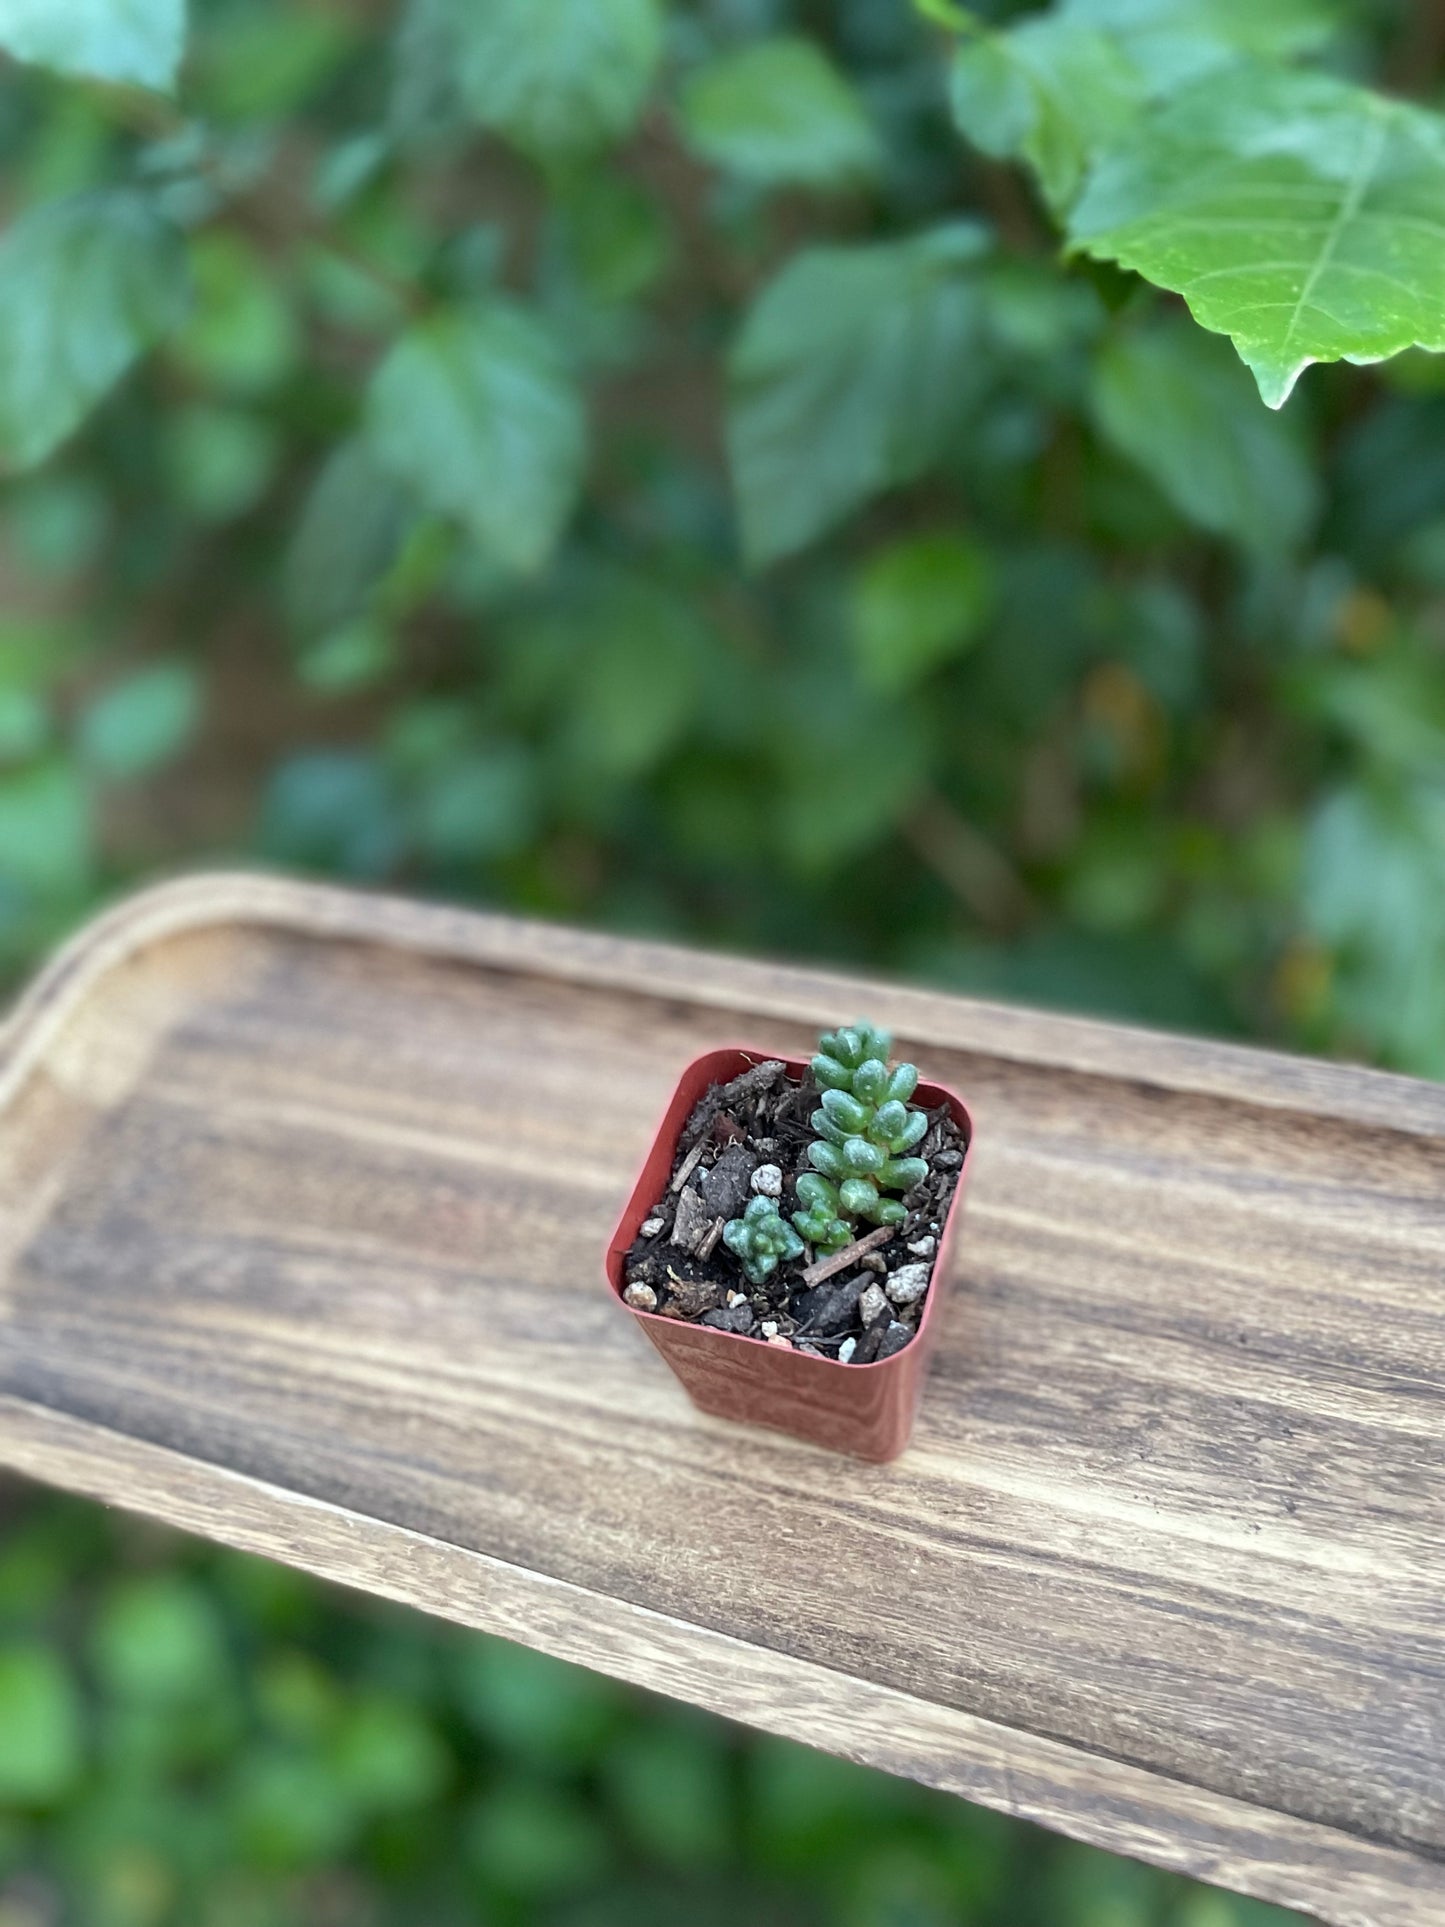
[605, 1046, 975, 1462]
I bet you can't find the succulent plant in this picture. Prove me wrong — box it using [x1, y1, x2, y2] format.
[791, 1021, 929, 1252]
[722, 1195, 805, 1285]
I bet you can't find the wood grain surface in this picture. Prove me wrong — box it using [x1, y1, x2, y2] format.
[0, 872, 1442, 1927]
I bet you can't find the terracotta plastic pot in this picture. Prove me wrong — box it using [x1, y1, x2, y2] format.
[605, 1046, 975, 1462]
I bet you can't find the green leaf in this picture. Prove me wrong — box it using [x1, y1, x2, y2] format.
[79, 661, 201, 779]
[679, 37, 882, 192]
[1064, 0, 1336, 95]
[1070, 67, 1445, 407]
[170, 231, 300, 398]
[950, 19, 1139, 213]
[949, 0, 1338, 212]
[560, 579, 703, 779]
[728, 223, 989, 566]
[0, 192, 188, 473]
[1090, 317, 1318, 551]
[396, 0, 664, 158]
[1304, 781, 1445, 1074]
[162, 404, 279, 524]
[0, 761, 92, 903]
[366, 303, 585, 573]
[285, 438, 413, 639]
[0, 0, 186, 93]
[0, 1643, 84, 1803]
[853, 532, 993, 692]
[89, 1574, 229, 1705]
[467, 1780, 613, 1896]
[411, 746, 539, 863]
[553, 169, 671, 306]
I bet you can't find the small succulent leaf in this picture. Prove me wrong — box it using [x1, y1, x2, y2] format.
[809, 1141, 846, 1181]
[744, 1194, 774, 1225]
[839, 1176, 880, 1215]
[872, 1098, 909, 1144]
[852, 1058, 888, 1104]
[811, 1109, 849, 1147]
[842, 1136, 885, 1176]
[722, 1219, 748, 1254]
[795, 1172, 839, 1212]
[878, 1155, 929, 1192]
[884, 1063, 919, 1104]
[778, 1223, 805, 1261]
[870, 1198, 908, 1227]
[821, 1087, 869, 1134]
[811, 1052, 852, 1090]
[832, 1026, 863, 1069]
[857, 1022, 891, 1060]
[889, 1109, 929, 1154]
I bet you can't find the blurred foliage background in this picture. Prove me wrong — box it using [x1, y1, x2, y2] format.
[2, 0, 1444, 1918]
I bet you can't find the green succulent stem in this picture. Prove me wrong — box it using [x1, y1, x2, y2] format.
[792, 1019, 930, 1250]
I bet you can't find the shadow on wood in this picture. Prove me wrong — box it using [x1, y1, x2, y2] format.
[0, 873, 1442, 1927]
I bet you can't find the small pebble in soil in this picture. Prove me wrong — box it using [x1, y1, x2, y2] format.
[750, 1163, 783, 1198]
[701, 1144, 755, 1220]
[767, 1335, 792, 1349]
[860, 1252, 887, 1274]
[859, 1282, 889, 1327]
[886, 1262, 930, 1306]
[760, 1320, 779, 1340]
[794, 1275, 862, 1337]
[664, 1275, 723, 1320]
[876, 1322, 913, 1359]
[906, 1235, 937, 1258]
[935, 1148, 964, 1171]
[640, 1216, 665, 1239]
[623, 1282, 658, 1311]
[726, 1290, 747, 1308]
[837, 1336, 857, 1364]
[702, 1304, 756, 1335]
[671, 1185, 712, 1253]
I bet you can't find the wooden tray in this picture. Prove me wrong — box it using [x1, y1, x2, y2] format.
[1, 873, 1441, 1927]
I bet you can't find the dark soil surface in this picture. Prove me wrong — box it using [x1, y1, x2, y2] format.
[622, 1058, 968, 1362]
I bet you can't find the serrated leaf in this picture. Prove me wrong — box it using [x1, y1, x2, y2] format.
[1090, 317, 1318, 550]
[1065, 0, 1335, 95]
[680, 37, 881, 191]
[394, 0, 663, 158]
[949, 0, 1338, 213]
[727, 224, 989, 567]
[0, 0, 186, 93]
[1070, 66, 1445, 407]
[950, 19, 1139, 212]
[366, 303, 585, 574]
[0, 192, 188, 473]
[852, 532, 993, 692]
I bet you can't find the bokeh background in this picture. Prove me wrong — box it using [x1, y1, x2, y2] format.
[3, 0, 1443, 1919]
